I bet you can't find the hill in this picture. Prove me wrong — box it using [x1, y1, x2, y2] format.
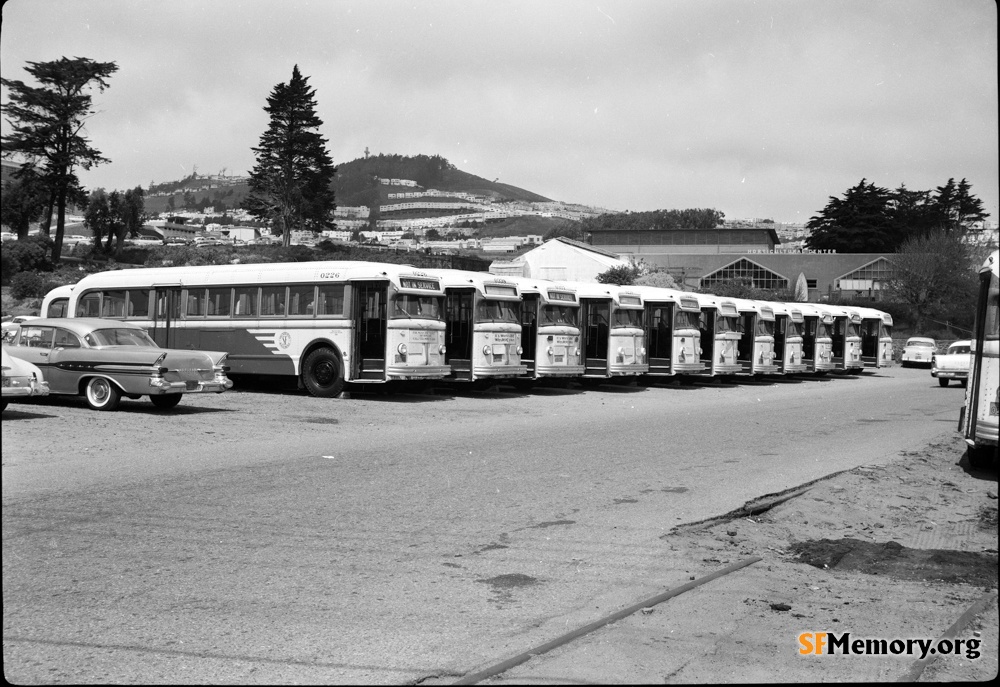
[141, 153, 552, 217]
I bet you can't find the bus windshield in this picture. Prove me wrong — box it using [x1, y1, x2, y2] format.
[673, 310, 701, 330]
[816, 322, 832, 339]
[476, 299, 519, 323]
[847, 323, 860, 337]
[613, 308, 643, 328]
[755, 319, 775, 337]
[393, 294, 442, 320]
[716, 316, 741, 334]
[540, 304, 579, 326]
[786, 321, 804, 337]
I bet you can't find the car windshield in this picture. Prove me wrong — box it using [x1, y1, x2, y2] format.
[540, 304, 579, 326]
[907, 340, 935, 347]
[85, 328, 158, 347]
[949, 345, 971, 355]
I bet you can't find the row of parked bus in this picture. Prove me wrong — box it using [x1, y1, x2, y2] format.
[37, 261, 895, 398]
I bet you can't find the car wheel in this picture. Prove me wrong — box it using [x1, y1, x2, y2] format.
[85, 377, 122, 411]
[301, 347, 345, 398]
[150, 394, 183, 410]
[938, 378, 949, 387]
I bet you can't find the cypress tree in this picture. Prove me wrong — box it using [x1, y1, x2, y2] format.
[246, 65, 337, 246]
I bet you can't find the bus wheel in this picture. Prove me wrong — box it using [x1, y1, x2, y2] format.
[938, 378, 949, 387]
[150, 394, 182, 410]
[85, 377, 121, 411]
[967, 445, 996, 470]
[302, 348, 345, 398]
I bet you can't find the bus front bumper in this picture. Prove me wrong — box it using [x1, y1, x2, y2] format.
[387, 364, 452, 380]
[533, 364, 585, 378]
[473, 364, 529, 379]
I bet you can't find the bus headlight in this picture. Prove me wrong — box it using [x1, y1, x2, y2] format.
[397, 343, 408, 355]
[483, 345, 491, 356]
[515, 346, 523, 355]
[439, 344, 446, 355]
[547, 346, 554, 356]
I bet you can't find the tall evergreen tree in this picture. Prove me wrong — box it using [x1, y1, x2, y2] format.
[1, 57, 118, 262]
[245, 65, 337, 246]
[805, 179, 897, 252]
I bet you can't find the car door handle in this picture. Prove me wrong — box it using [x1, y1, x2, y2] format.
[39, 352, 48, 357]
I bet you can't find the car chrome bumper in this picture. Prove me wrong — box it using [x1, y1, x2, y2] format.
[150, 378, 234, 393]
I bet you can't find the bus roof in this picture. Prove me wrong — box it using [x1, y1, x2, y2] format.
[68, 261, 446, 291]
[567, 281, 644, 307]
[427, 269, 523, 299]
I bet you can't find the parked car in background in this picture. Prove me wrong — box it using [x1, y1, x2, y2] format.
[900, 337, 937, 367]
[2, 347, 49, 411]
[2, 315, 40, 343]
[930, 340, 971, 387]
[4, 318, 233, 411]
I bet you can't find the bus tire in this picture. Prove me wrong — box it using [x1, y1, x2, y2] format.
[150, 394, 183, 410]
[302, 348, 345, 398]
[85, 377, 122, 411]
[938, 378, 949, 387]
[967, 445, 995, 469]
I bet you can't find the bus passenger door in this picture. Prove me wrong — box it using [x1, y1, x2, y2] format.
[444, 288, 475, 380]
[151, 286, 182, 349]
[860, 319, 878, 365]
[581, 298, 610, 376]
[352, 281, 388, 380]
[520, 293, 538, 376]
[699, 309, 715, 370]
[802, 317, 816, 361]
[736, 312, 754, 372]
[646, 304, 673, 375]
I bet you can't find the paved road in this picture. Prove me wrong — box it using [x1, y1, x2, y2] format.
[2, 365, 965, 683]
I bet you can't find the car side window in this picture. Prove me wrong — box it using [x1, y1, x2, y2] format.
[21, 325, 55, 349]
[54, 328, 82, 348]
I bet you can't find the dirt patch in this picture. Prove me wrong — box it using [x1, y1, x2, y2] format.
[650, 434, 999, 682]
[791, 538, 998, 587]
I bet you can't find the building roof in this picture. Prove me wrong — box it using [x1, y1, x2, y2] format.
[551, 236, 624, 259]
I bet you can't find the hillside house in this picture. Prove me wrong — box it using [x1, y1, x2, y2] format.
[489, 237, 632, 281]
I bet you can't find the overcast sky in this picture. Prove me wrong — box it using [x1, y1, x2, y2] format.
[1, 0, 997, 224]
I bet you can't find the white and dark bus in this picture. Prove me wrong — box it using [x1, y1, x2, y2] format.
[61, 261, 452, 397]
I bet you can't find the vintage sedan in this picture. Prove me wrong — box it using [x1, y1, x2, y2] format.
[2, 347, 50, 411]
[4, 318, 233, 411]
[930, 340, 972, 387]
[900, 336, 938, 367]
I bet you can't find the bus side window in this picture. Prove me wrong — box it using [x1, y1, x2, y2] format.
[186, 289, 206, 317]
[234, 287, 258, 317]
[317, 284, 345, 316]
[102, 291, 128, 318]
[207, 288, 231, 317]
[261, 286, 287, 317]
[77, 293, 101, 317]
[288, 285, 315, 316]
[128, 289, 151, 319]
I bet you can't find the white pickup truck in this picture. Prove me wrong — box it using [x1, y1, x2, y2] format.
[930, 340, 971, 387]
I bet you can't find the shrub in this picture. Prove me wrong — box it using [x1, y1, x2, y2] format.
[1, 236, 54, 284]
[11, 271, 45, 299]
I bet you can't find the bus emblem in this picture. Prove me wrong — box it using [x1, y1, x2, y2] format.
[278, 332, 291, 349]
